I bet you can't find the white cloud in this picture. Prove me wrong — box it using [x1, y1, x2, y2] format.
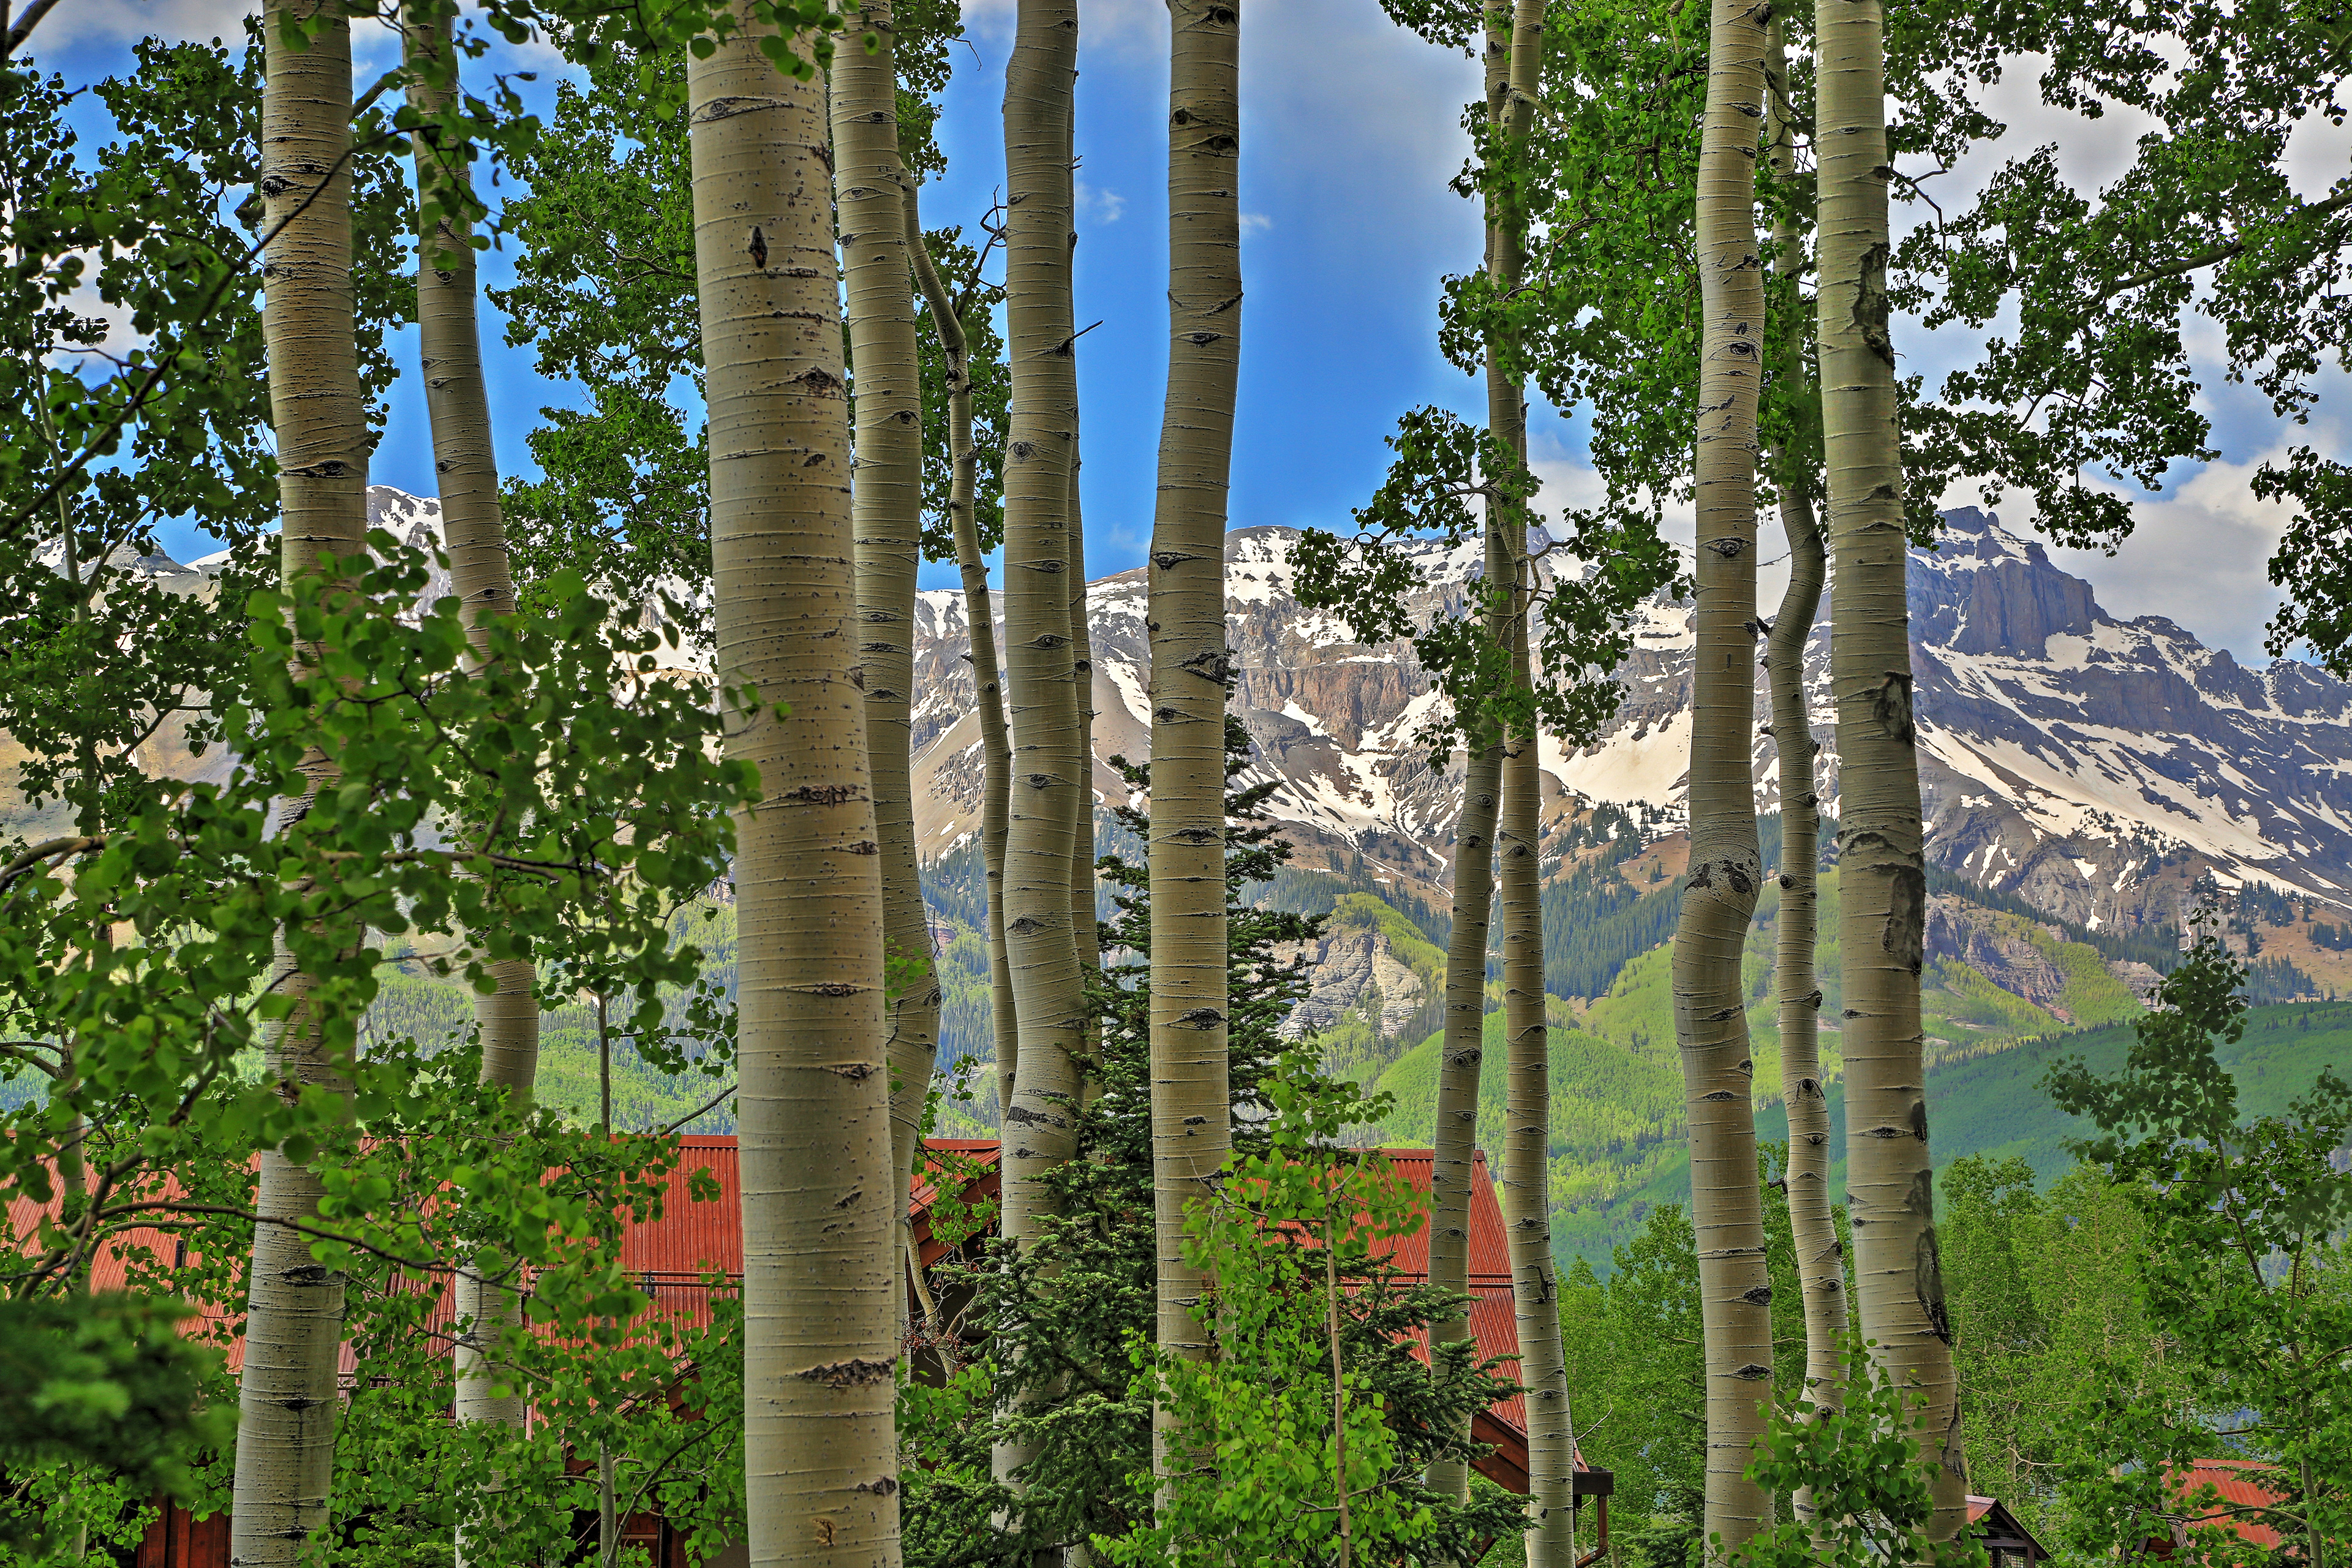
[29, 0, 256, 50]
[1238, 211, 1272, 234]
[2032, 452, 2307, 664]
[34, 1, 556, 75]
[959, 0, 1166, 61]
[1075, 180, 1125, 224]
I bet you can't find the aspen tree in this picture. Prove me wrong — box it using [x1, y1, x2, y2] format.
[992, 0, 1085, 1529]
[232, 7, 368, 1565]
[685, 7, 899, 1562]
[1066, 429, 1101, 1085]
[1424, 527, 1506, 1517]
[1425, 1, 1532, 1518]
[906, 200, 1017, 1120]
[1501, 594, 1578, 1565]
[1673, 0, 1774, 1550]
[1760, 15, 1844, 1442]
[1145, 0, 1240, 1472]
[1815, 0, 1963, 1532]
[833, 0, 941, 1288]
[1482, 4, 1575, 1561]
[400, 4, 542, 1477]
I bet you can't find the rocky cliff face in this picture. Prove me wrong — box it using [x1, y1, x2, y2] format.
[909, 507, 2352, 935]
[1276, 922, 1431, 1037]
[1923, 895, 2163, 1019]
[42, 491, 2340, 948]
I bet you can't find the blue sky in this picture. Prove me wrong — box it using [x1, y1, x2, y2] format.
[38, 0, 2351, 663]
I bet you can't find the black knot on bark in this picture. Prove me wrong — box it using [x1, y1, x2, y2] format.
[1732, 1363, 1773, 1381]
[747, 227, 768, 270]
[1177, 1008, 1224, 1029]
[1705, 536, 1747, 558]
[1740, 1284, 1774, 1305]
[795, 1357, 894, 1389]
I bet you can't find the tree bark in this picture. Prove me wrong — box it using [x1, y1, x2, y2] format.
[1066, 424, 1101, 1106]
[1760, 13, 1845, 1458]
[834, 0, 941, 1334]
[1502, 595, 1576, 1564]
[905, 198, 1017, 1123]
[992, 0, 1084, 1535]
[1423, 532, 1506, 1517]
[232, 7, 366, 1566]
[1815, 0, 1964, 1532]
[1674, 0, 1774, 1551]
[1146, 0, 1240, 1481]
[687, 10, 899, 1564]
[401, 5, 540, 1489]
[1483, 4, 1575, 1561]
[1426, 1, 1530, 1518]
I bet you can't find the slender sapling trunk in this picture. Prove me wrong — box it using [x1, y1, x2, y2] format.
[1673, 0, 1775, 1550]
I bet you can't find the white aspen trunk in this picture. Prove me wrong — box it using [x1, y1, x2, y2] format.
[1815, 0, 1965, 1533]
[1761, 17, 1845, 1461]
[687, 10, 900, 1564]
[1483, 6, 1575, 1561]
[1065, 426, 1101, 1104]
[1426, 5, 1524, 1518]
[1675, 0, 1774, 1551]
[833, 0, 941, 1325]
[992, 0, 1084, 1540]
[1145, 0, 1240, 1485]
[233, 7, 365, 1564]
[905, 199, 1017, 1121]
[1502, 596, 1577, 1565]
[1423, 523, 1507, 1515]
[401, 9, 538, 1498]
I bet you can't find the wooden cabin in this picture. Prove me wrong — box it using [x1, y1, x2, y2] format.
[96, 1137, 1610, 1567]
[1966, 1495, 2048, 1568]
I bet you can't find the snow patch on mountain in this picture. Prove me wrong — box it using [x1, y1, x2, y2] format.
[911, 507, 2352, 934]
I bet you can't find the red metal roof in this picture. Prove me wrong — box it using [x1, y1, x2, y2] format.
[17, 1136, 1580, 1496]
[899, 1140, 1576, 1494]
[2162, 1461, 2290, 1551]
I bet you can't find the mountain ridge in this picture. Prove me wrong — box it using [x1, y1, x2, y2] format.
[908, 507, 2352, 941]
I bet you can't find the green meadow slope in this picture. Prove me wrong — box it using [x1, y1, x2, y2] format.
[1355, 862, 2302, 1270]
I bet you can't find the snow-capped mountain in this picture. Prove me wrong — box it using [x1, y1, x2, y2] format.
[910, 508, 2352, 933]
[34, 487, 2345, 938]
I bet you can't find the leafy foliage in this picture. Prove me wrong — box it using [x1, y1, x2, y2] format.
[1100, 1062, 1525, 1567]
[1733, 1338, 1988, 1568]
[0, 538, 753, 1274]
[2042, 936, 2352, 1566]
[0, 1294, 231, 1544]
